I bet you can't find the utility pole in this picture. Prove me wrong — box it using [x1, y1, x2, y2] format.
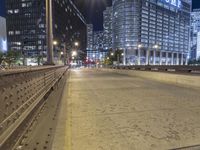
[63, 43, 67, 65]
[46, 0, 54, 65]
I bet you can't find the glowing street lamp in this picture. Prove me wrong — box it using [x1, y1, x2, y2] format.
[138, 44, 142, 65]
[72, 51, 77, 57]
[74, 42, 79, 47]
[138, 44, 142, 48]
[111, 52, 114, 56]
[53, 40, 58, 45]
[153, 44, 159, 49]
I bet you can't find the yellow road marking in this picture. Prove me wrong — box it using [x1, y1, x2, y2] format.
[66, 72, 72, 150]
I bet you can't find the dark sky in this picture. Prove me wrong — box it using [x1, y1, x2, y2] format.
[73, 0, 112, 31]
[0, 0, 6, 17]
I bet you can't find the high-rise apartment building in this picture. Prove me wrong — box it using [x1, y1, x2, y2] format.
[0, 0, 7, 52]
[112, 0, 191, 65]
[190, 9, 200, 60]
[103, 7, 113, 50]
[86, 24, 93, 50]
[5, 0, 87, 64]
[93, 31, 104, 50]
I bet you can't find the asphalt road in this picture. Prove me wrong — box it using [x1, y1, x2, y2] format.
[53, 69, 200, 150]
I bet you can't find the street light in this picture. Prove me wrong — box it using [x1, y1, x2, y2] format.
[153, 44, 159, 65]
[138, 44, 142, 48]
[111, 52, 114, 56]
[138, 44, 142, 65]
[153, 44, 159, 49]
[72, 51, 77, 57]
[53, 40, 58, 45]
[46, 0, 54, 65]
[74, 42, 79, 47]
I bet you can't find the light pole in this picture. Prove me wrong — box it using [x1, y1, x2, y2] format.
[138, 44, 142, 65]
[123, 49, 126, 65]
[46, 0, 54, 65]
[153, 44, 159, 65]
[74, 42, 79, 64]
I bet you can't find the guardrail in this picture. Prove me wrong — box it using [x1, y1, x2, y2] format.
[107, 65, 200, 74]
[0, 66, 68, 148]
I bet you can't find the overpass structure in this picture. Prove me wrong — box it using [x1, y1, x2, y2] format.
[0, 66, 200, 150]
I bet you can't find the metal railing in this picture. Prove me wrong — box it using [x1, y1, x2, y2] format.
[106, 65, 200, 74]
[0, 66, 68, 148]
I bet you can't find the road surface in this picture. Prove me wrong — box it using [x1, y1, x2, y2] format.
[53, 69, 200, 150]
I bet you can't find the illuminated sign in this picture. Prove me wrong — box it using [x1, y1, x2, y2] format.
[163, 0, 182, 8]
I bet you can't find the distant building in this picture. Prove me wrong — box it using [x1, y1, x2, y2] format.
[0, 0, 7, 52]
[197, 32, 200, 60]
[190, 9, 200, 60]
[112, 0, 191, 65]
[93, 31, 104, 50]
[103, 7, 113, 50]
[87, 30, 108, 62]
[5, 0, 87, 64]
[86, 24, 93, 50]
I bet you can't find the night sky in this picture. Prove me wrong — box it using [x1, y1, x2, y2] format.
[0, 0, 6, 17]
[0, 0, 200, 30]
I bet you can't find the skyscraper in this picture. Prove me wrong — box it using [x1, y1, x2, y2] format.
[86, 24, 93, 51]
[112, 0, 191, 65]
[0, 0, 7, 52]
[190, 9, 200, 60]
[93, 31, 104, 50]
[103, 7, 113, 50]
[5, 0, 87, 65]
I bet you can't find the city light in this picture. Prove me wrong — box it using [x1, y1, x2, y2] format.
[74, 42, 79, 47]
[72, 51, 77, 56]
[138, 44, 142, 48]
[153, 45, 159, 49]
[53, 41, 58, 45]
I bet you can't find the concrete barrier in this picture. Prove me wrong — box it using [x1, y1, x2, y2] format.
[100, 68, 200, 89]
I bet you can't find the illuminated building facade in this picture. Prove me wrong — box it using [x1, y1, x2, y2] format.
[112, 0, 191, 65]
[5, 0, 87, 64]
[103, 7, 113, 50]
[93, 31, 104, 50]
[87, 24, 93, 50]
[190, 9, 200, 60]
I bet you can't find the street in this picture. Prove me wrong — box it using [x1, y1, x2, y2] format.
[53, 69, 200, 150]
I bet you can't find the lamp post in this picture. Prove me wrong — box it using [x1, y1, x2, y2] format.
[46, 0, 54, 65]
[153, 44, 159, 65]
[138, 44, 142, 65]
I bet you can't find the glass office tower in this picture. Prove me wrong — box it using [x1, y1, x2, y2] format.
[5, 0, 87, 64]
[103, 7, 113, 50]
[112, 0, 191, 65]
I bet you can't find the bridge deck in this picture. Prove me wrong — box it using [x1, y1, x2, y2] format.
[53, 69, 200, 150]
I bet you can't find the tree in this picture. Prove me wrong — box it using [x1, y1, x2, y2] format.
[0, 51, 4, 65]
[4, 50, 21, 67]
